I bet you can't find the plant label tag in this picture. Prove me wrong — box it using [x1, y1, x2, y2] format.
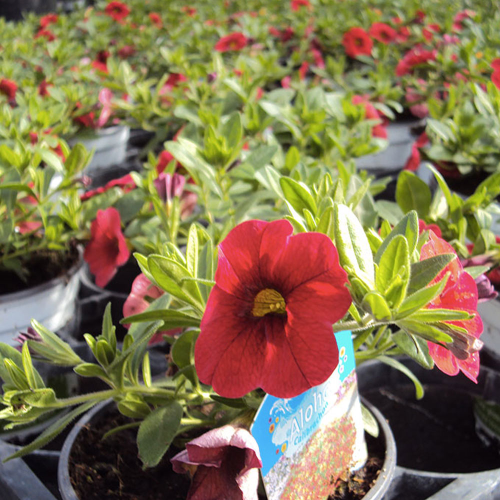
[251, 330, 367, 500]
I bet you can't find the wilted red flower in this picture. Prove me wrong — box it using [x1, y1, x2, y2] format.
[342, 27, 373, 58]
[104, 1, 130, 21]
[118, 45, 136, 58]
[83, 207, 130, 287]
[215, 32, 248, 52]
[40, 14, 58, 28]
[414, 10, 426, 23]
[35, 29, 56, 41]
[396, 47, 437, 76]
[369, 23, 397, 44]
[149, 12, 162, 28]
[291, 0, 311, 11]
[80, 173, 136, 201]
[195, 220, 351, 399]
[0, 78, 17, 101]
[172, 425, 262, 500]
[420, 231, 483, 382]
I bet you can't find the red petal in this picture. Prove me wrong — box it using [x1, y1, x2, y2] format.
[458, 352, 480, 383]
[428, 343, 459, 376]
[195, 286, 265, 398]
[420, 231, 461, 287]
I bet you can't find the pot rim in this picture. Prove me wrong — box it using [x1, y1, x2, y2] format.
[0, 251, 83, 304]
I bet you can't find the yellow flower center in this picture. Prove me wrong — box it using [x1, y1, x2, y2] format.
[252, 288, 286, 317]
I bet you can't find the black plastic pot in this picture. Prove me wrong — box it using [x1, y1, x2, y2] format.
[357, 359, 500, 499]
[57, 397, 396, 500]
[0, 0, 57, 20]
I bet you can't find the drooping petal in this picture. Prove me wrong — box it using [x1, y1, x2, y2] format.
[195, 286, 266, 398]
[457, 352, 480, 383]
[428, 343, 459, 377]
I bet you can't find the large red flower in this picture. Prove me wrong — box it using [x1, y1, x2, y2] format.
[171, 425, 262, 500]
[83, 207, 130, 288]
[215, 32, 248, 52]
[369, 23, 397, 44]
[195, 220, 351, 399]
[104, 1, 130, 21]
[420, 231, 483, 382]
[342, 27, 373, 58]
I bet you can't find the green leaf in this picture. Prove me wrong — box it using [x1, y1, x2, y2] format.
[222, 112, 242, 150]
[73, 363, 109, 379]
[210, 395, 248, 409]
[396, 171, 432, 218]
[378, 356, 424, 399]
[392, 331, 434, 369]
[333, 203, 374, 282]
[171, 329, 200, 369]
[64, 144, 90, 175]
[280, 177, 317, 215]
[396, 277, 448, 319]
[118, 394, 151, 419]
[376, 235, 409, 295]
[122, 309, 200, 329]
[21, 342, 38, 390]
[408, 308, 473, 322]
[408, 255, 455, 294]
[361, 404, 379, 438]
[361, 292, 392, 321]
[148, 255, 204, 311]
[4, 401, 97, 461]
[137, 402, 183, 468]
[186, 224, 199, 278]
[399, 320, 453, 344]
[375, 211, 418, 265]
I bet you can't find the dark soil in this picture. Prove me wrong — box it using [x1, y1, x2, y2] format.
[0, 246, 80, 295]
[68, 408, 384, 500]
[364, 384, 500, 473]
[329, 434, 384, 500]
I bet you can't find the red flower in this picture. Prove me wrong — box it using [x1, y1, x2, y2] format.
[396, 47, 437, 76]
[422, 24, 440, 42]
[404, 132, 429, 171]
[83, 207, 130, 288]
[149, 12, 162, 28]
[0, 78, 17, 101]
[281, 76, 291, 88]
[298, 61, 309, 80]
[291, 0, 311, 11]
[195, 220, 351, 399]
[181, 6, 197, 17]
[118, 45, 135, 58]
[35, 29, 56, 41]
[80, 173, 136, 201]
[492, 70, 500, 90]
[369, 23, 397, 44]
[352, 95, 387, 138]
[91, 60, 108, 74]
[491, 59, 500, 71]
[215, 32, 248, 52]
[342, 27, 373, 58]
[172, 425, 262, 500]
[40, 14, 58, 28]
[156, 150, 175, 173]
[453, 10, 476, 31]
[418, 219, 442, 238]
[396, 26, 410, 43]
[104, 1, 130, 21]
[38, 80, 53, 97]
[420, 231, 483, 382]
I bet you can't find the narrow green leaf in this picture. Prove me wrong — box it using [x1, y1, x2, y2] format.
[376, 235, 409, 295]
[280, 177, 317, 215]
[361, 403, 379, 438]
[21, 342, 38, 390]
[361, 292, 392, 321]
[210, 395, 248, 409]
[408, 254, 455, 294]
[73, 363, 109, 379]
[379, 356, 424, 399]
[137, 402, 183, 468]
[171, 330, 200, 369]
[186, 224, 199, 278]
[396, 277, 448, 318]
[392, 331, 434, 369]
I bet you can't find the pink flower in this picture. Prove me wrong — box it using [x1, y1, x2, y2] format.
[171, 425, 262, 500]
[118, 45, 136, 58]
[420, 231, 483, 382]
[298, 61, 309, 80]
[83, 208, 130, 287]
[453, 10, 476, 31]
[215, 32, 248, 52]
[342, 27, 373, 58]
[195, 220, 351, 399]
[154, 172, 197, 219]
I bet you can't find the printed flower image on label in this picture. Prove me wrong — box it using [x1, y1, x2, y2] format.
[251, 331, 367, 500]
